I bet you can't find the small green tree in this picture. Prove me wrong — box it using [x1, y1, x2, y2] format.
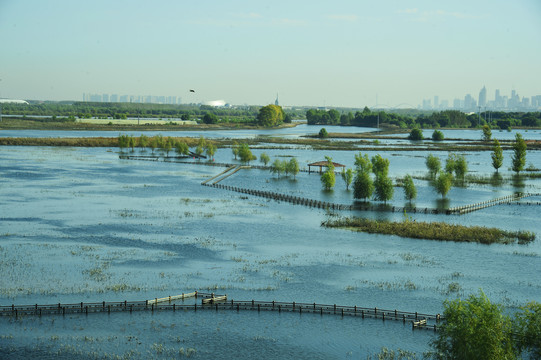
[138, 134, 148, 151]
[353, 170, 374, 201]
[270, 159, 285, 177]
[482, 124, 492, 142]
[319, 128, 328, 138]
[286, 158, 299, 179]
[354, 153, 372, 173]
[512, 133, 527, 173]
[259, 153, 270, 166]
[491, 139, 504, 172]
[408, 128, 424, 140]
[203, 112, 218, 124]
[149, 137, 158, 154]
[373, 176, 394, 203]
[513, 301, 541, 358]
[163, 137, 173, 157]
[426, 154, 441, 179]
[446, 153, 467, 180]
[118, 134, 129, 152]
[403, 175, 417, 202]
[231, 141, 239, 160]
[205, 143, 217, 160]
[238, 143, 256, 164]
[341, 168, 354, 190]
[371, 154, 390, 177]
[175, 141, 189, 156]
[431, 291, 515, 360]
[320, 156, 335, 190]
[432, 130, 444, 141]
[434, 172, 453, 198]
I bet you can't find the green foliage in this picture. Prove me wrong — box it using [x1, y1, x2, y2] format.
[373, 175, 394, 203]
[259, 152, 270, 166]
[354, 152, 372, 173]
[403, 175, 417, 202]
[434, 172, 453, 198]
[318, 128, 328, 138]
[204, 142, 217, 160]
[408, 128, 424, 140]
[431, 291, 516, 360]
[118, 134, 129, 151]
[323, 218, 534, 244]
[353, 170, 374, 201]
[341, 168, 354, 190]
[371, 154, 390, 177]
[175, 141, 189, 156]
[231, 141, 239, 160]
[270, 159, 285, 177]
[238, 143, 256, 163]
[513, 302, 541, 357]
[138, 134, 148, 150]
[320, 156, 335, 190]
[512, 133, 527, 173]
[445, 153, 467, 179]
[285, 158, 300, 179]
[426, 155, 441, 179]
[432, 130, 444, 141]
[202, 112, 218, 124]
[491, 139, 504, 172]
[257, 104, 285, 127]
[482, 124, 492, 141]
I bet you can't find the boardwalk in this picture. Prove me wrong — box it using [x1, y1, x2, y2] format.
[1, 292, 441, 332]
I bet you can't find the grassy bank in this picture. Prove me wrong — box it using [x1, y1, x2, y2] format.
[322, 216, 535, 245]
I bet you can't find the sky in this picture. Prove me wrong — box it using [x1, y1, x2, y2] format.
[0, 0, 540, 108]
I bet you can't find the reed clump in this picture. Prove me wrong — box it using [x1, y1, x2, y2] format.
[322, 217, 535, 245]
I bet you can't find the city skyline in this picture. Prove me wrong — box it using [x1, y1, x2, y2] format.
[1, 1, 540, 107]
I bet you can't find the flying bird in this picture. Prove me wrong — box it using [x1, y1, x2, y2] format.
[189, 89, 195, 93]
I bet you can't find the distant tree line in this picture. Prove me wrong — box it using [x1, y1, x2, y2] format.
[306, 107, 541, 129]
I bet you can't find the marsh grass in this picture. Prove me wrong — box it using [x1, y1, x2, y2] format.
[322, 217, 536, 244]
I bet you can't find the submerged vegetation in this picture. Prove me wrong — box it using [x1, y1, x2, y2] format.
[322, 216, 535, 244]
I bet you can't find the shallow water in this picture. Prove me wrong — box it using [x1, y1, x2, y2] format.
[1, 145, 540, 358]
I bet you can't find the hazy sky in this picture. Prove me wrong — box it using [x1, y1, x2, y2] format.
[1, 0, 540, 107]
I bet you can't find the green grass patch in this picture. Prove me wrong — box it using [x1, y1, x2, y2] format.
[322, 217, 535, 245]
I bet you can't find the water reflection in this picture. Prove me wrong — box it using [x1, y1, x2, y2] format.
[490, 172, 504, 187]
[512, 174, 525, 191]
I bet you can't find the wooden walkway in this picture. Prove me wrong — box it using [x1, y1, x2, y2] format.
[0, 292, 441, 332]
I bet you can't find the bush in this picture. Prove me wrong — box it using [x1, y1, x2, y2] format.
[432, 130, 444, 141]
[408, 128, 424, 140]
[319, 128, 328, 138]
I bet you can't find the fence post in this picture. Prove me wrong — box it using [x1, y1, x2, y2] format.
[292, 302, 295, 310]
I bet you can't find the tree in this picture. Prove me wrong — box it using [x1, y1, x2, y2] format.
[491, 139, 504, 172]
[205, 143, 217, 160]
[163, 137, 173, 157]
[203, 112, 218, 124]
[445, 153, 467, 180]
[371, 154, 390, 177]
[319, 128, 328, 138]
[257, 104, 285, 127]
[238, 143, 256, 164]
[341, 168, 353, 190]
[408, 128, 424, 140]
[354, 153, 372, 173]
[231, 141, 239, 160]
[403, 175, 417, 202]
[431, 291, 515, 360]
[118, 134, 128, 152]
[149, 137, 158, 154]
[284, 113, 292, 123]
[180, 114, 190, 121]
[259, 152, 270, 166]
[138, 134, 148, 151]
[432, 130, 444, 141]
[320, 156, 335, 190]
[175, 141, 189, 156]
[513, 301, 541, 358]
[270, 159, 285, 177]
[373, 175, 394, 203]
[434, 172, 453, 198]
[482, 124, 492, 142]
[512, 133, 527, 173]
[426, 155, 441, 179]
[286, 158, 299, 179]
[353, 170, 374, 201]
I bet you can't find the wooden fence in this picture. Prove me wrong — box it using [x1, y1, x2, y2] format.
[0, 293, 441, 331]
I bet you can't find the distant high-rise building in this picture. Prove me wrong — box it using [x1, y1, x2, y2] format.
[119, 95, 128, 103]
[479, 86, 487, 107]
[275, 93, 279, 106]
[422, 99, 431, 110]
[110, 94, 118, 103]
[464, 94, 476, 110]
[434, 95, 439, 109]
[453, 98, 462, 109]
[102, 94, 109, 102]
[441, 99, 449, 109]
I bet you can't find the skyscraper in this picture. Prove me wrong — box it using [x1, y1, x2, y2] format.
[479, 86, 487, 107]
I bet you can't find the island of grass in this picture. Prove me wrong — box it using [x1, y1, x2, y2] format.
[322, 216, 535, 245]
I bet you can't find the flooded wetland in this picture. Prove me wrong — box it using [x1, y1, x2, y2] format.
[1, 127, 540, 359]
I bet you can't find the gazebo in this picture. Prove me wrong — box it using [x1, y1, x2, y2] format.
[308, 161, 346, 174]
